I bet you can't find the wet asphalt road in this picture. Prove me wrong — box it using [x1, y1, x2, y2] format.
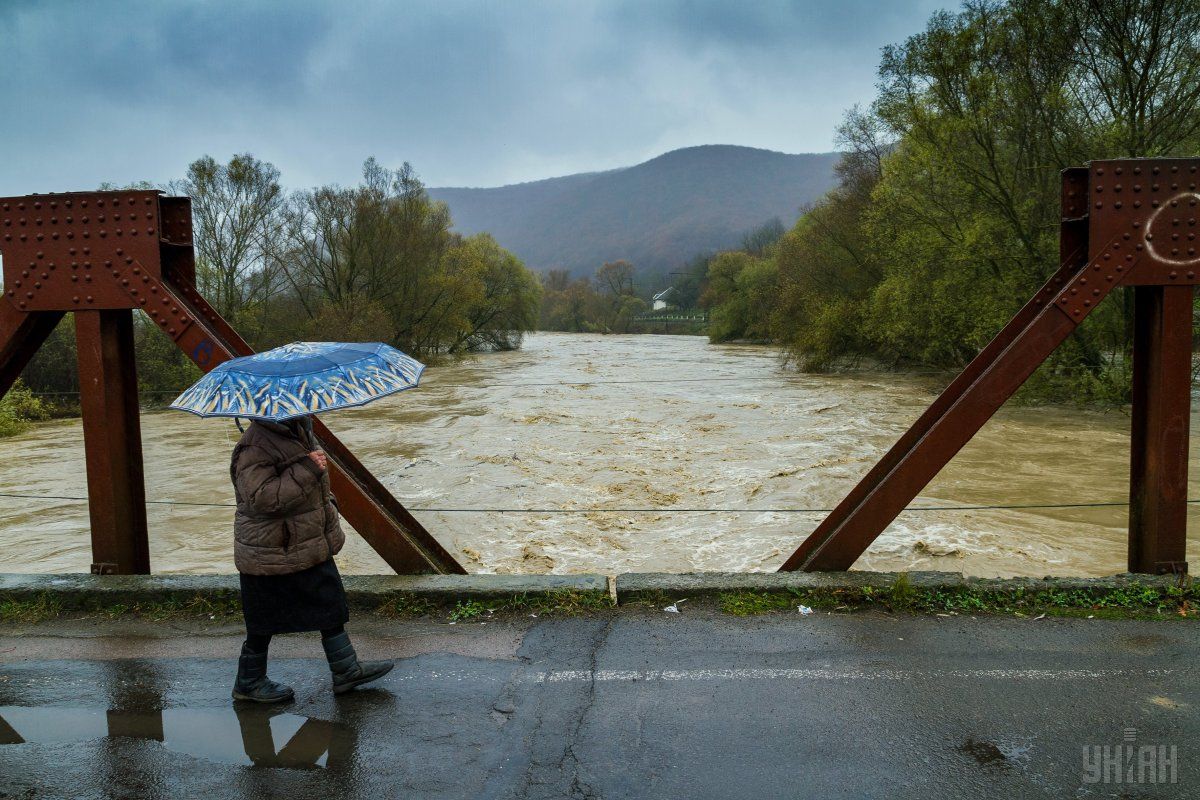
[0, 610, 1196, 799]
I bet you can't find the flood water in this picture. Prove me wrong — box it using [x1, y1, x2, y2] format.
[0, 332, 1197, 577]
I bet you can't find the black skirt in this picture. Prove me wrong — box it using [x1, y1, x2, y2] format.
[239, 558, 350, 636]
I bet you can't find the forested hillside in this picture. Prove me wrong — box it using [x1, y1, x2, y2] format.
[430, 146, 839, 274]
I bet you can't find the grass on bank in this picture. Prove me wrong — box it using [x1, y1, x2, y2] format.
[0, 588, 614, 625]
[0, 591, 242, 624]
[712, 573, 1196, 619]
[1, 577, 1193, 624]
[379, 588, 613, 620]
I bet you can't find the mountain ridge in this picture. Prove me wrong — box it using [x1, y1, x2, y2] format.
[429, 145, 840, 276]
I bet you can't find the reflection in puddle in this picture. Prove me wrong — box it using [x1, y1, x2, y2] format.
[0, 706, 352, 769]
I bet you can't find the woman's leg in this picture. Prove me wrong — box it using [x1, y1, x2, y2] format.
[320, 626, 393, 694]
[233, 630, 293, 704]
[245, 632, 272, 654]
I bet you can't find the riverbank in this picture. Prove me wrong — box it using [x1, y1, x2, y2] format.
[1, 572, 1193, 623]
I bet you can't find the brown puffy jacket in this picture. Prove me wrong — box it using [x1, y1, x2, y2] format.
[230, 418, 345, 575]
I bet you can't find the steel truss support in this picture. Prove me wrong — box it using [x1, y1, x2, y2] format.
[1128, 285, 1193, 574]
[75, 309, 149, 573]
[784, 157, 1200, 574]
[0, 189, 464, 575]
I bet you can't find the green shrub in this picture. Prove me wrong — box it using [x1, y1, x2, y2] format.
[0, 380, 49, 438]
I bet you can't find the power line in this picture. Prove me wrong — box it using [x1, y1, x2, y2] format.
[25, 373, 954, 397]
[1, 491, 1195, 514]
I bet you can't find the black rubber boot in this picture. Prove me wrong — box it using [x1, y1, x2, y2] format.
[232, 644, 295, 704]
[322, 632, 393, 694]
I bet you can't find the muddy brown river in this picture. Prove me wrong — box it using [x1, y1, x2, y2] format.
[1, 332, 1197, 576]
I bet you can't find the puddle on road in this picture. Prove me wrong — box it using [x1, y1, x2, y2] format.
[0, 706, 352, 769]
[957, 736, 1034, 773]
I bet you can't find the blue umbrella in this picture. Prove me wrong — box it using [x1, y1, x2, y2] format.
[169, 342, 425, 422]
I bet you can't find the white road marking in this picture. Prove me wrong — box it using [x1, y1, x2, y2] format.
[388, 667, 1178, 684]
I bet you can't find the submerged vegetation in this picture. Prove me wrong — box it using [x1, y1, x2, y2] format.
[699, 0, 1200, 403]
[11, 154, 542, 424]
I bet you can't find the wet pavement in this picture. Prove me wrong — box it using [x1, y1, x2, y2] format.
[0, 610, 1196, 798]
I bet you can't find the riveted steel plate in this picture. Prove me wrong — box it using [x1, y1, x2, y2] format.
[1052, 159, 1200, 319]
[1090, 158, 1200, 283]
[0, 190, 166, 311]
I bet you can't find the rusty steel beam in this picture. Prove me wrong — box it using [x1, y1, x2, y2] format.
[790, 292, 1089, 571]
[780, 245, 1088, 571]
[74, 309, 150, 575]
[782, 168, 1094, 572]
[1128, 285, 1192, 574]
[0, 302, 62, 398]
[1, 188, 462, 576]
[129, 262, 465, 574]
[784, 157, 1199, 573]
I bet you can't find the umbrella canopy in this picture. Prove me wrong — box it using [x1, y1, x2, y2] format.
[170, 342, 425, 422]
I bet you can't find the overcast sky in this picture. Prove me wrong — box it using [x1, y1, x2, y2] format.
[1, 0, 947, 194]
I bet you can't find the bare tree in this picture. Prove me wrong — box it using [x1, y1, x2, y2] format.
[174, 154, 284, 318]
[595, 260, 635, 296]
[1064, 0, 1200, 157]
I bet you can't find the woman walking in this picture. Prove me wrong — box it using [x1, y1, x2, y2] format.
[230, 414, 393, 703]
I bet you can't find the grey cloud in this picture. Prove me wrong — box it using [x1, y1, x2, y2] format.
[0, 0, 946, 194]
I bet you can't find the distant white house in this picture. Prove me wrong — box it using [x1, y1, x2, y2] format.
[652, 287, 675, 311]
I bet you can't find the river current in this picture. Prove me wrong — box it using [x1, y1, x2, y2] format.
[1, 332, 1196, 576]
